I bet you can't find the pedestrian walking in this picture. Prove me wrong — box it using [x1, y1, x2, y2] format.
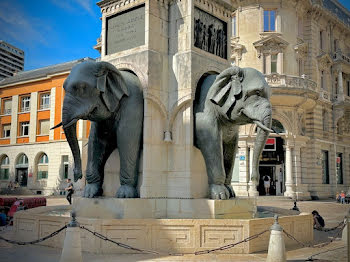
[65, 178, 74, 205]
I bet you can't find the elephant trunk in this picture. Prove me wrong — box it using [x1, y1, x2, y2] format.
[62, 101, 82, 182]
[250, 111, 272, 184]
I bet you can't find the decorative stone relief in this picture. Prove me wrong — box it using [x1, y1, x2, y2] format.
[294, 41, 308, 59]
[317, 53, 333, 71]
[298, 113, 306, 136]
[253, 35, 289, 58]
[194, 7, 227, 59]
[231, 37, 244, 61]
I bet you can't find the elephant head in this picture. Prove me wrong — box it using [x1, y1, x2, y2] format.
[210, 66, 272, 183]
[52, 61, 129, 182]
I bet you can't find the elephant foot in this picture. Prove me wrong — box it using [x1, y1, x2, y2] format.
[73, 168, 83, 182]
[225, 184, 235, 198]
[209, 184, 230, 199]
[116, 185, 138, 198]
[83, 183, 103, 198]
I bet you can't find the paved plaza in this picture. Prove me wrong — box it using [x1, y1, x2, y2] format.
[0, 196, 349, 262]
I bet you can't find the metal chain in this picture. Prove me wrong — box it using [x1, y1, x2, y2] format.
[79, 225, 160, 255]
[316, 219, 345, 232]
[0, 225, 67, 245]
[282, 220, 346, 249]
[306, 246, 345, 261]
[80, 225, 269, 256]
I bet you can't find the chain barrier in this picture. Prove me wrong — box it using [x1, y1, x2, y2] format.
[282, 220, 346, 249]
[316, 219, 346, 232]
[80, 225, 269, 256]
[306, 246, 345, 261]
[0, 225, 67, 245]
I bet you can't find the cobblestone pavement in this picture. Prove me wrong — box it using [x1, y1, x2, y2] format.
[0, 196, 348, 261]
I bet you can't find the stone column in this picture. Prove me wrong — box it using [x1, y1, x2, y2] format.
[49, 87, 56, 141]
[248, 144, 259, 197]
[10, 95, 18, 144]
[338, 69, 344, 101]
[29, 92, 38, 143]
[284, 143, 295, 198]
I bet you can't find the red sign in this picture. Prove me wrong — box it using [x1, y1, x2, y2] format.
[28, 173, 33, 178]
[336, 157, 341, 164]
[266, 138, 276, 145]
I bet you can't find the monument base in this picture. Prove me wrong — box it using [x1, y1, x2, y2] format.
[73, 197, 257, 219]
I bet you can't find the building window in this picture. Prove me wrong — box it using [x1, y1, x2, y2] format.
[298, 59, 304, 76]
[347, 81, 350, 96]
[320, 30, 323, 50]
[264, 10, 276, 32]
[263, 55, 266, 74]
[38, 120, 50, 135]
[20, 96, 30, 112]
[298, 17, 303, 38]
[37, 153, 48, 180]
[0, 155, 10, 180]
[62, 155, 69, 179]
[321, 71, 325, 90]
[322, 110, 328, 132]
[271, 54, 277, 73]
[335, 77, 338, 95]
[17, 154, 28, 165]
[2, 99, 12, 115]
[232, 15, 237, 37]
[322, 150, 329, 184]
[20, 122, 29, 136]
[39, 93, 50, 110]
[337, 153, 343, 184]
[2, 124, 10, 138]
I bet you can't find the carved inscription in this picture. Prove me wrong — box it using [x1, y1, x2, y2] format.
[106, 5, 145, 55]
[194, 7, 227, 59]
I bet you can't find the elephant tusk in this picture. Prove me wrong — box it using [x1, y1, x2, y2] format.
[62, 119, 78, 129]
[254, 120, 273, 133]
[51, 122, 62, 130]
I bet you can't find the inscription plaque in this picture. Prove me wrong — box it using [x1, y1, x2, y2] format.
[106, 5, 145, 55]
[194, 8, 227, 59]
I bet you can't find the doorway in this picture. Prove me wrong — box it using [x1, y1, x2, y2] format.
[16, 168, 28, 187]
[257, 137, 285, 196]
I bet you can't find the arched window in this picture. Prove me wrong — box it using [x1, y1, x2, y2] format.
[0, 155, 10, 180]
[16, 154, 28, 167]
[271, 119, 285, 134]
[37, 153, 49, 180]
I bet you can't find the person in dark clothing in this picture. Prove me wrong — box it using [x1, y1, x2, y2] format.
[312, 210, 325, 230]
[65, 179, 74, 205]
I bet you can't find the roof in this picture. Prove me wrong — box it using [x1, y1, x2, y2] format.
[0, 57, 95, 87]
[313, 0, 350, 28]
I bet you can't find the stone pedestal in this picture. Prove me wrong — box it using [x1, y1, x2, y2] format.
[73, 197, 257, 219]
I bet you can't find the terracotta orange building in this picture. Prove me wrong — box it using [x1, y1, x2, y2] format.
[0, 58, 93, 195]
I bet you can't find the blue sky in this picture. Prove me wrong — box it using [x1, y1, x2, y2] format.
[0, 0, 350, 71]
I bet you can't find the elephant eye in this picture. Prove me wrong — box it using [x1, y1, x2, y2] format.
[256, 90, 261, 96]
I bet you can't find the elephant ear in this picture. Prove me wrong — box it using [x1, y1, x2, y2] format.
[210, 66, 243, 115]
[96, 61, 129, 113]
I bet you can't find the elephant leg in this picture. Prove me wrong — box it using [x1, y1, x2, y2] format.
[223, 133, 239, 198]
[195, 115, 230, 200]
[84, 121, 116, 198]
[115, 105, 143, 198]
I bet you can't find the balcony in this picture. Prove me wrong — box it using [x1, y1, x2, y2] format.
[333, 50, 350, 65]
[265, 73, 319, 110]
[20, 107, 30, 113]
[2, 108, 11, 115]
[39, 104, 50, 110]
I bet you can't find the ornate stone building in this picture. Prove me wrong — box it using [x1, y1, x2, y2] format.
[230, 0, 350, 199]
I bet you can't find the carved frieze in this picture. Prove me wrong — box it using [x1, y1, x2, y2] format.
[194, 7, 227, 59]
[294, 41, 308, 59]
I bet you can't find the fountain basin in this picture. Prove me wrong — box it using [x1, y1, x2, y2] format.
[13, 199, 313, 254]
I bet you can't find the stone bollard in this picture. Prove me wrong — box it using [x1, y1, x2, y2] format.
[59, 211, 83, 262]
[266, 215, 286, 262]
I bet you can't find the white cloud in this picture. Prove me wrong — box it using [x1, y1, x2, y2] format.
[50, 0, 97, 18]
[0, 2, 51, 46]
